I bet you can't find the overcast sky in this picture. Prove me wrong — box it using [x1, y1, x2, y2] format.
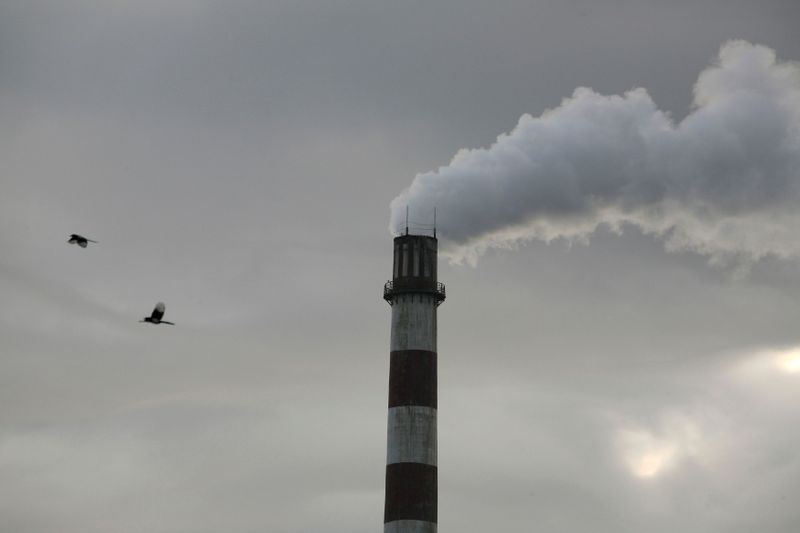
[1, 2, 799, 532]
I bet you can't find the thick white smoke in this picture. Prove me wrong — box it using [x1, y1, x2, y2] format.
[390, 41, 800, 268]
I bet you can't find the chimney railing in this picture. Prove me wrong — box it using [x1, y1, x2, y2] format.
[384, 280, 446, 305]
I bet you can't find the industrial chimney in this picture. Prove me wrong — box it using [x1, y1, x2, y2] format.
[382, 232, 445, 533]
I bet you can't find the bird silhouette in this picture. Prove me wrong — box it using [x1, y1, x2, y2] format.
[140, 302, 174, 325]
[68, 234, 98, 248]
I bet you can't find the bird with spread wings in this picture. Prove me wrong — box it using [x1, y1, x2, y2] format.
[140, 302, 175, 325]
[67, 234, 98, 248]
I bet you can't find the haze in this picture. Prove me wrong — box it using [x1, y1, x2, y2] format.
[1, 2, 799, 532]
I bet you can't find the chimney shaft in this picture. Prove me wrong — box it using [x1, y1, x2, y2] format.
[383, 234, 445, 533]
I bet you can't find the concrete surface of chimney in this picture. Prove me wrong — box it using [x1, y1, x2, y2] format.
[382, 233, 445, 533]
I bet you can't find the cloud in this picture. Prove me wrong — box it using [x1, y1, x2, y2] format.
[391, 41, 800, 270]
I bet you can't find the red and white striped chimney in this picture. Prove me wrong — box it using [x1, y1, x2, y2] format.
[382, 234, 445, 533]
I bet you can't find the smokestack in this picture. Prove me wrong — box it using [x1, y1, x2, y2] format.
[383, 232, 445, 533]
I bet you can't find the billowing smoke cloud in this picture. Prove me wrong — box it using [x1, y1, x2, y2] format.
[390, 41, 800, 268]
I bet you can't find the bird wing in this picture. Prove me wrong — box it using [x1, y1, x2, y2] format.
[150, 302, 166, 321]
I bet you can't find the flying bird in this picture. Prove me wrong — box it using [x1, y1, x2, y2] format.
[68, 234, 98, 248]
[140, 302, 174, 325]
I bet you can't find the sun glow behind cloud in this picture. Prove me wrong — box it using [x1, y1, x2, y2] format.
[617, 416, 705, 480]
[618, 429, 677, 479]
[775, 348, 800, 374]
[735, 346, 800, 377]
[618, 345, 800, 482]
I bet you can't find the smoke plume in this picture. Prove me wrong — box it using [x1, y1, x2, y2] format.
[390, 41, 800, 269]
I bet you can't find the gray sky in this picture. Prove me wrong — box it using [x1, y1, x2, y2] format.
[1, 1, 799, 532]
